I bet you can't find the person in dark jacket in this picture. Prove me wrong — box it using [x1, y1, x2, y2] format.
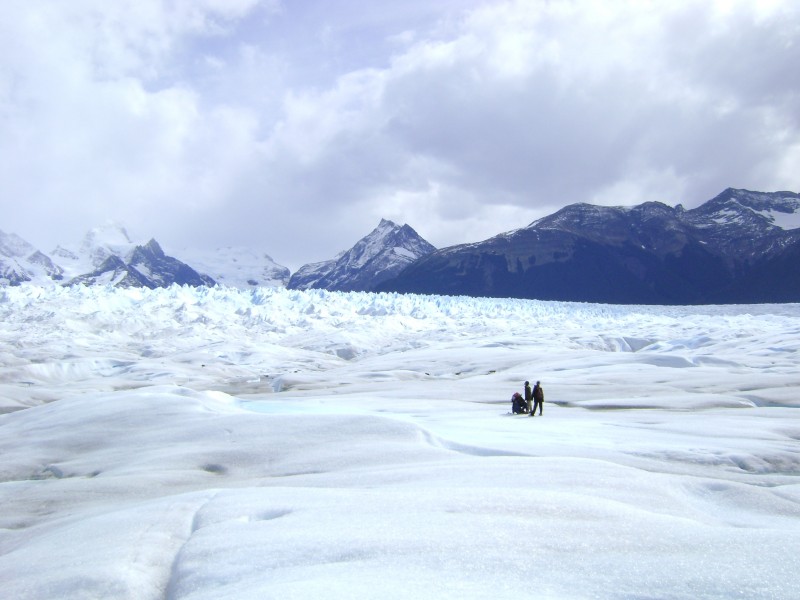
[531, 381, 544, 416]
[524, 381, 533, 414]
[511, 392, 525, 414]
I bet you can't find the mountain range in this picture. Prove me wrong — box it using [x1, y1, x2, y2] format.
[378, 188, 800, 304]
[3, 188, 799, 304]
[0, 224, 286, 290]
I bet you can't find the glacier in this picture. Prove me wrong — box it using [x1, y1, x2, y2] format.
[0, 285, 799, 599]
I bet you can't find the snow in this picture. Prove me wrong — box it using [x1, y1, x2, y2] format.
[392, 246, 416, 259]
[44, 223, 138, 281]
[0, 229, 36, 257]
[709, 208, 743, 226]
[1, 285, 799, 599]
[758, 208, 800, 231]
[169, 246, 290, 288]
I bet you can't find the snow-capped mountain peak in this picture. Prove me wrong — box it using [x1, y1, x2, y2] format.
[719, 188, 800, 230]
[81, 221, 133, 247]
[0, 225, 219, 289]
[341, 219, 425, 270]
[288, 219, 436, 291]
[0, 229, 37, 258]
[0, 229, 64, 285]
[77, 222, 136, 268]
[685, 188, 800, 231]
[66, 235, 216, 289]
[1, 223, 294, 290]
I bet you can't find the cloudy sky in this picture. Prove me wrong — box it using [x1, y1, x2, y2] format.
[2, 0, 799, 270]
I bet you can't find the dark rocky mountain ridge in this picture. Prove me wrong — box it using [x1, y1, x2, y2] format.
[378, 188, 800, 304]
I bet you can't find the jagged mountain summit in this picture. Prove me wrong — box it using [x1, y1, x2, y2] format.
[288, 219, 436, 292]
[0, 229, 65, 285]
[54, 224, 215, 288]
[2, 223, 292, 290]
[1, 224, 215, 289]
[66, 238, 215, 288]
[378, 188, 800, 304]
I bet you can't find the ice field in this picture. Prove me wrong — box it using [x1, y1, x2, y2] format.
[1, 285, 799, 599]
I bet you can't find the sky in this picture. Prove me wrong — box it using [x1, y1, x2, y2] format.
[2, 0, 799, 271]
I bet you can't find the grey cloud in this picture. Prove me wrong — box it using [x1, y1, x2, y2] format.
[378, 1, 800, 210]
[206, 0, 800, 260]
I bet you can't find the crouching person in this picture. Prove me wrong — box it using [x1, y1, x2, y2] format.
[511, 392, 525, 414]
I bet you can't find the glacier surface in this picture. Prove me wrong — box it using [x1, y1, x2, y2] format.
[0, 286, 799, 599]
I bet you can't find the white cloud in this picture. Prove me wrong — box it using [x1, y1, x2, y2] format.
[368, 0, 800, 217]
[0, 0, 272, 248]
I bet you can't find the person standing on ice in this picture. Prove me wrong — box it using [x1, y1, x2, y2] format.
[531, 381, 544, 416]
[524, 381, 533, 413]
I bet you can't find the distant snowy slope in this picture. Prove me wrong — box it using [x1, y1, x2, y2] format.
[0, 229, 37, 258]
[52, 222, 143, 279]
[78, 222, 136, 267]
[288, 219, 436, 291]
[2, 224, 289, 289]
[171, 246, 290, 288]
[0, 229, 64, 285]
